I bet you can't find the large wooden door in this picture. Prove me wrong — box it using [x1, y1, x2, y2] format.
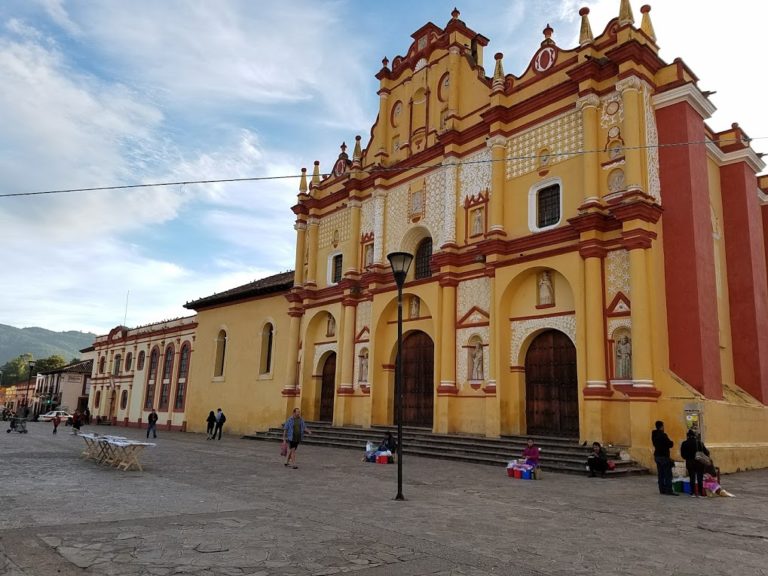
[401, 331, 434, 427]
[319, 353, 336, 422]
[525, 330, 578, 437]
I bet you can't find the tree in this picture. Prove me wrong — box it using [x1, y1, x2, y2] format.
[0, 353, 34, 386]
[34, 355, 67, 374]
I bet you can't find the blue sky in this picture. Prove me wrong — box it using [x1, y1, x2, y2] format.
[0, 0, 765, 334]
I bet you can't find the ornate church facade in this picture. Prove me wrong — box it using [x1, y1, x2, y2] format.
[184, 1, 768, 472]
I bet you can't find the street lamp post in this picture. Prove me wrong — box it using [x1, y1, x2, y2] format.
[24, 360, 35, 415]
[387, 251, 413, 501]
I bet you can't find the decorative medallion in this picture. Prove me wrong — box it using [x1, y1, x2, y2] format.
[533, 46, 557, 73]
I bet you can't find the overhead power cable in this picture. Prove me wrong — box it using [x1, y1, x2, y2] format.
[1, 136, 764, 199]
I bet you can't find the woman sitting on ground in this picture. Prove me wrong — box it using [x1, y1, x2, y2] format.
[378, 432, 397, 453]
[522, 438, 540, 468]
[587, 442, 608, 478]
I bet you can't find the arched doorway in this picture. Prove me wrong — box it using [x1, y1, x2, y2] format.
[319, 353, 336, 422]
[401, 331, 434, 427]
[525, 330, 578, 437]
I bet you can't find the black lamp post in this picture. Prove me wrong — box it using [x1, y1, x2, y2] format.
[25, 360, 36, 414]
[387, 251, 413, 501]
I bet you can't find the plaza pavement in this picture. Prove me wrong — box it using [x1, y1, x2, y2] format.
[1, 422, 767, 576]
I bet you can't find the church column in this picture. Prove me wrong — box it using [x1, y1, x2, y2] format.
[487, 136, 506, 236]
[345, 200, 362, 275]
[582, 247, 608, 388]
[435, 279, 458, 433]
[485, 271, 501, 437]
[372, 188, 387, 264]
[617, 76, 644, 193]
[305, 217, 319, 286]
[447, 45, 460, 125]
[578, 93, 601, 204]
[335, 299, 356, 425]
[281, 311, 302, 410]
[442, 159, 458, 247]
[293, 221, 307, 286]
[626, 238, 654, 387]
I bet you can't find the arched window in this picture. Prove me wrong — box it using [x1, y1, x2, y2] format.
[125, 352, 133, 371]
[113, 354, 122, 376]
[137, 351, 146, 370]
[144, 347, 159, 409]
[260, 323, 274, 375]
[214, 330, 227, 377]
[159, 345, 174, 410]
[414, 238, 433, 279]
[175, 343, 191, 410]
[99, 356, 106, 374]
[120, 389, 128, 410]
[95, 390, 101, 409]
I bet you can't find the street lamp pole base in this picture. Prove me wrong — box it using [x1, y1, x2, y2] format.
[394, 494, 406, 501]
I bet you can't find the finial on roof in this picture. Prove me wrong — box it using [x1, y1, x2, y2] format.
[451, 7, 460, 20]
[640, 5, 656, 41]
[299, 167, 308, 194]
[352, 135, 362, 165]
[311, 160, 321, 187]
[381, 56, 389, 70]
[542, 23, 555, 45]
[619, 0, 635, 25]
[340, 142, 347, 155]
[579, 7, 594, 46]
[492, 52, 505, 92]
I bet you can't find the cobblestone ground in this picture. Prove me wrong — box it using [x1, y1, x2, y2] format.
[1, 422, 767, 576]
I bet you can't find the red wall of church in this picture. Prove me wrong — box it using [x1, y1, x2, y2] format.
[719, 162, 768, 403]
[657, 101, 722, 399]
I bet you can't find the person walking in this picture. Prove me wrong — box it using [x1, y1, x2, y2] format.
[84, 407, 91, 425]
[147, 408, 159, 439]
[71, 410, 82, 435]
[213, 408, 226, 440]
[282, 407, 311, 469]
[652, 420, 677, 496]
[206, 410, 216, 440]
[681, 429, 710, 497]
[52, 414, 61, 434]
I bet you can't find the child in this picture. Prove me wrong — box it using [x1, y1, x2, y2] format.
[52, 414, 61, 434]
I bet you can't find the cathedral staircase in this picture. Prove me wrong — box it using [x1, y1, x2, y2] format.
[243, 421, 648, 476]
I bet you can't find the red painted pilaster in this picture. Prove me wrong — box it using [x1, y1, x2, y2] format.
[657, 101, 722, 398]
[720, 162, 768, 402]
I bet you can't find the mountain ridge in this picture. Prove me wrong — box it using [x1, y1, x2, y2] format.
[0, 323, 97, 365]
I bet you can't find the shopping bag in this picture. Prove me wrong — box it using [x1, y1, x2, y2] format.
[607, 460, 616, 471]
[280, 441, 288, 457]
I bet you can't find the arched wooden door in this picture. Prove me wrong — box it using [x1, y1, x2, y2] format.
[401, 331, 434, 427]
[525, 330, 578, 437]
[319, 353, 336, 422]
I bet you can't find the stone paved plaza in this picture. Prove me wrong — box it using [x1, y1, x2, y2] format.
[1, 422, 767, 576]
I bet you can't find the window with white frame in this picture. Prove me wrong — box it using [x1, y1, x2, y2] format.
[528, 178, 562, 232]
[328, 252, 343, 284]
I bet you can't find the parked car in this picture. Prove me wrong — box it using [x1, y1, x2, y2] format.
[39, 410, 72, 423]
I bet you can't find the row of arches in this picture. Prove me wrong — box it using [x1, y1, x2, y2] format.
[316, 329, 578, 435]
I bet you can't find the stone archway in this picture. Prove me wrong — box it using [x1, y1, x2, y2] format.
[524, 329, 578, 437]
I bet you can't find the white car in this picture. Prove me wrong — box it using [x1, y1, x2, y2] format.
[39, 410, 72, 422]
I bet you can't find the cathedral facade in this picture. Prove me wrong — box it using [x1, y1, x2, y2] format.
[184, 2, 768, 472]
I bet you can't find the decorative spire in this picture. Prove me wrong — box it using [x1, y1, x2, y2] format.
[299, 167, 308, 194]
[640, 5, 656, 41]
[541, 23, 555, 46]
[492, 52, 505, 92]
[352, 135, 362, 167]
[311, 160, 321, 188]
[619, 0, 635, 25]
[451, 7, 460, 20]
[579, 7, 594, 46]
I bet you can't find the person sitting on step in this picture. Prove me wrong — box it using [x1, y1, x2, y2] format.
[587, 442, 608, 478]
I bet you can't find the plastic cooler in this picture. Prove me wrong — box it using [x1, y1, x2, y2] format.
[513, 469, 522, 479]
[522, 469, 532, 480]
[682, 480, 692, 494]
[507, 467, 515, 477]
[672, 480, 683, 493]
[376, 454, 388, 464]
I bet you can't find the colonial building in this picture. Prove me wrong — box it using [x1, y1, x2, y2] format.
[89, 317, 197, 430]
[184, 1, 768, 472]
[32, 358, 93, 416]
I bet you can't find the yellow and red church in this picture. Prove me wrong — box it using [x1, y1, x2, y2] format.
[183, 1, 768, 472]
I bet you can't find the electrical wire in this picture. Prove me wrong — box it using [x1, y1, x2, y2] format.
[1, 136, 764, 199]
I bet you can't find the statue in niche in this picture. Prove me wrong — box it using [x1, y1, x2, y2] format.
[615, 335, 632, 379]
[538, 271, 554, 306]
[411, 189, 423, 216]
[409, 296, 420, 319]
[364, 244, 374, 267]
[470, 342, 484, 381]
[472, 207, 484, 236]
[326, 315, 336, 337]
[358, 352, 369, 383]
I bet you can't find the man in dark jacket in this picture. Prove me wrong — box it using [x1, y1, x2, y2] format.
[213, 408, 226, 440]
[681, 429, 710, 497]
[147, 408, 159, 439]
[652, 420, 676, 495]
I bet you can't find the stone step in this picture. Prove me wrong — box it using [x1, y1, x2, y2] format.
[243, 422, 648, 477]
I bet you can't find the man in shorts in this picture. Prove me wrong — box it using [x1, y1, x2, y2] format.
[282, 408, 311, 469]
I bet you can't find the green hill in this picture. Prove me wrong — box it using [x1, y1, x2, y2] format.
[0, 324, 97, 365]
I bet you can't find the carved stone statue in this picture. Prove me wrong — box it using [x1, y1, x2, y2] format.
[472, 207, 484, 236]
[538, 271, 554, 306]
[615, 335, 632, 379]
[470, 342, 484, 381]
[410, 296, 420, 319]
[326, 315, 336, 337]
[359, 353, 368, 383]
